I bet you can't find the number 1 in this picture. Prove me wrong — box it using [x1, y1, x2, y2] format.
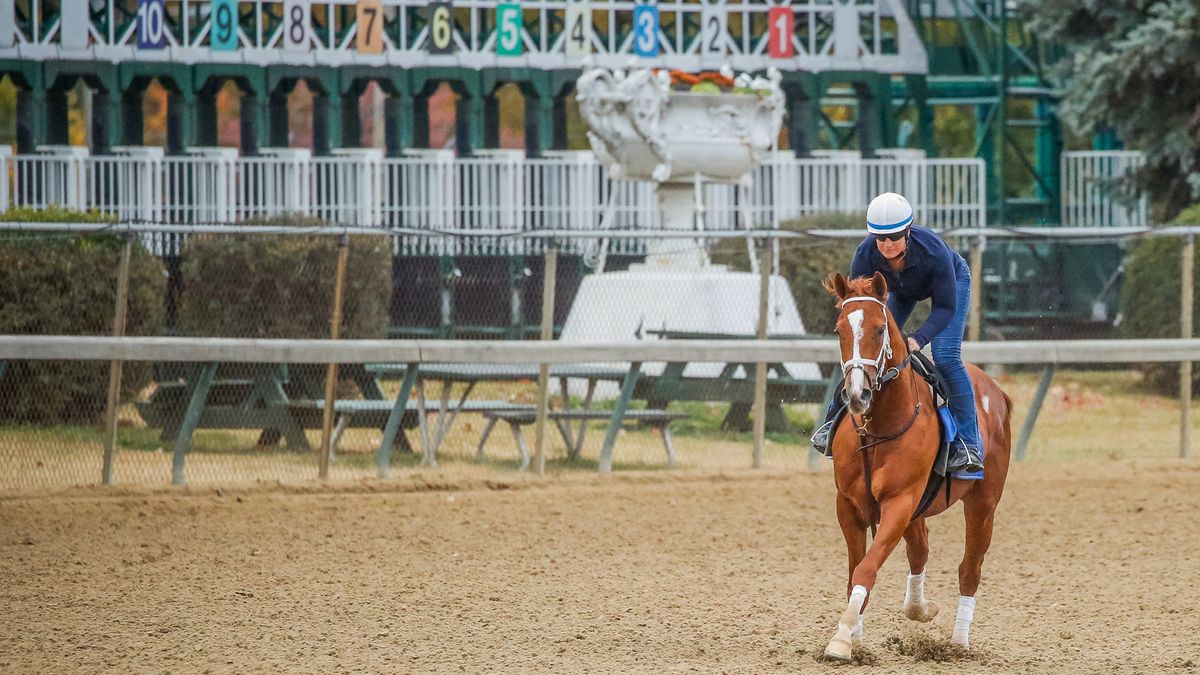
[768, 6, 794, 58]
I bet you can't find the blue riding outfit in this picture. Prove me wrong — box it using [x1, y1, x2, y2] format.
[812, 193, 984, 479]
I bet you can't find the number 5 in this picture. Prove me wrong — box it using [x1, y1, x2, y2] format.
[496, 3, 522, 56]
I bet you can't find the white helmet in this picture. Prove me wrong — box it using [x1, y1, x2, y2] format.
[866, 192, 914, 235]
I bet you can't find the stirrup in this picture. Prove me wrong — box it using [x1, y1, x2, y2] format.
[810, 419, 835, 454]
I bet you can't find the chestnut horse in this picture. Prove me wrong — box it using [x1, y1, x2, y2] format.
[821, 272, 1012, 661]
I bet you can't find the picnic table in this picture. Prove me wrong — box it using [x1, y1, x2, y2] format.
[639, 330, 840, 431]
[365, 363, 636, 468]
[137, 362, 434, 482]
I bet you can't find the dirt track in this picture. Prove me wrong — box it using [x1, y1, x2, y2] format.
[2, 460, 1198, 673]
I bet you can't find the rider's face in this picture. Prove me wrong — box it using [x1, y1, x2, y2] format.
[875, 234, 908, 260]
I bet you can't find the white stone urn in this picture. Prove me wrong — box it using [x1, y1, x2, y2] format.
[576, 64, 785, 267]
[576, 65, 784, 185]
[561, 65, 818, 387]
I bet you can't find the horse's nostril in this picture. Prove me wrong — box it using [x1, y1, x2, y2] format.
[862, 389, 873, 403]
[840, 389, 850, 403]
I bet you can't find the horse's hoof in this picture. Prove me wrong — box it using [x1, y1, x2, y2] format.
[904, 600, 939, 623]
[824, 637, 853, 662]
[825, 623, 854, 662]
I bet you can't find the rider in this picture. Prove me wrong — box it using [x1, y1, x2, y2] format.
[811, 192, 985, 479]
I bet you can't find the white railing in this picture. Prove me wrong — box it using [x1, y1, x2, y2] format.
[12, 146, 89, 211]
[1061, 151, 1148, 227]
[0, 146, 1001, 252]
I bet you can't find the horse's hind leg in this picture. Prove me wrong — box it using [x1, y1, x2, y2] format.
[902, 518, 939, 622]
[953, 493, 998, 647]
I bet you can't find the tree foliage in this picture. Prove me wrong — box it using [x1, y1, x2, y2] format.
[1020, 0, 1200, 218]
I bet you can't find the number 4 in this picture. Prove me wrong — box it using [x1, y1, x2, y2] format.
[566, 0, 590, 57]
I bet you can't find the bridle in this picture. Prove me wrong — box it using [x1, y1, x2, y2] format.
[839, 295, 909, 392]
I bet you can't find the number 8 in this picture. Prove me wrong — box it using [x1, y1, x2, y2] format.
[290, 5, 305, 45]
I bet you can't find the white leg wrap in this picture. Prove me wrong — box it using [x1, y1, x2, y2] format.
[827, 585, 869, 660]
[848, 585, 868, 615]
[904, 571, 926, 609]
[952, 595, 975, 647]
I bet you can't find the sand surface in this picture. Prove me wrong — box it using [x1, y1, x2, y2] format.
[2, 460, 1198, 673]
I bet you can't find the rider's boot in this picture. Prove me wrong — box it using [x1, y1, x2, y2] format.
[948, 438, 984, 480]
[810, 393, 843, 457]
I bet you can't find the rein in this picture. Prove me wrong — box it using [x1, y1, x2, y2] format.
[839, 295, 922, 536]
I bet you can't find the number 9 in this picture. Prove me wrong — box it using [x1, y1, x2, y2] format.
[215, 4, 232, 43]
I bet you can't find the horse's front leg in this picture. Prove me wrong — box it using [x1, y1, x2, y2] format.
[832, 494, 867, 648]
[825, 494, 916, 662]
[902, 518, 939, 622]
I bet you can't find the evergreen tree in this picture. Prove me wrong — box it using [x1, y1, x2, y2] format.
[1021, 0, 1200, 218]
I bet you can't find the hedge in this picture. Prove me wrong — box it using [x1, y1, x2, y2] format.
[0, 208, 166, 424]
[175, 219, 392, 340]
[1120, 203, 1200, 394]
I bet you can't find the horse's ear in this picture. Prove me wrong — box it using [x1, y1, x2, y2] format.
[823, 272, 850, 301]
[870, 271, 888, 299]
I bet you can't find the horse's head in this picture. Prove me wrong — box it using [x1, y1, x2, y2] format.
[824, 272, 895, 416]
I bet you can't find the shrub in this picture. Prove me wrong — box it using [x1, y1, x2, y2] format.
[0, 208, 167, 424]
[176, 218, 392, 340]
[1120, 203, 1200, 394]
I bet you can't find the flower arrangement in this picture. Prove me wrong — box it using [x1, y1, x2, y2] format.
[660, 66, 776, 95]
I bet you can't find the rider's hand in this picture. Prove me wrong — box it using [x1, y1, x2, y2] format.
[906, 336, 921, 354]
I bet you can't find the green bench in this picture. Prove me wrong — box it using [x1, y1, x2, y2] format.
[478, 408, 688, 470]
[287, 398, 535, 462]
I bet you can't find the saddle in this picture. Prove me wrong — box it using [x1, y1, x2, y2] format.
[821, 350, 956, 520]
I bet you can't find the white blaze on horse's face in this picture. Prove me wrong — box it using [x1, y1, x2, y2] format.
[846, 309, 866, 399]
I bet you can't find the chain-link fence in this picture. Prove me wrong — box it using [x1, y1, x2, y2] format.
[0, 219, 1196, 493]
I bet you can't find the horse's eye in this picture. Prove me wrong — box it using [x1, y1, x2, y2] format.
[877, 327, 885, 336]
